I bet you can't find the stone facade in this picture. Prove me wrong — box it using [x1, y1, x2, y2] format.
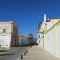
[0, 21, 18, 48]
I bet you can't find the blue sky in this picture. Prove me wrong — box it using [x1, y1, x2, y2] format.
[0, 0, 60, 37]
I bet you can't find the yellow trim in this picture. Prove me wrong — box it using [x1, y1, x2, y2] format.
[44, 20, 60, 34]
[53, 25, 57, 56]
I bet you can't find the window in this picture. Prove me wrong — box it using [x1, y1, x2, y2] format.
[3, 29, 6, 33]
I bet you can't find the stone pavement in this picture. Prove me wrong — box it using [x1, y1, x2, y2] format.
[21, 46, 60, 60]
[0, 47, 28, 56]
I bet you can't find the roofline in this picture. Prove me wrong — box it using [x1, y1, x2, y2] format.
[49, 18, 60, 19]
[18, 34, 29, 37]
[0, 20, 14, 23]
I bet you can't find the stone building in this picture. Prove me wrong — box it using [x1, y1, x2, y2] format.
[0, 21, 18, 49]
[18, 34, 29, 46]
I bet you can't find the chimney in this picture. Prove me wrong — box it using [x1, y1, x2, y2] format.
[44, 13, 46, 23]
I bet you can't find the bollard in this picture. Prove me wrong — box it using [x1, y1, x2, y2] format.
[26, 49, 28, 53]
[24, 51, 26, 55]
[21, 54, 23, 59]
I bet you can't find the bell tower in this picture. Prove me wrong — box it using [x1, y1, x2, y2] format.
[44, 13, 46, 23]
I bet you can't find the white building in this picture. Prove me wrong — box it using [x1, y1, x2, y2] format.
[0, 21, 18, 49]
[18, 34, 29, 46]
[37, 14, 60, 59]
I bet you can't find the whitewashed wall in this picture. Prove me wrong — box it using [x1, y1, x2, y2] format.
[44, 24, 60, 59]
[37, 33, 40, 46]
[0, 35, 11, 48]
[44, 29, 54, 55]
[0, 22, 12, 48]
[40, 37, 44, 47]
[56, 24, 60, 58]
[38, 18, 60, 59]
[0, 21, 18, 48]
